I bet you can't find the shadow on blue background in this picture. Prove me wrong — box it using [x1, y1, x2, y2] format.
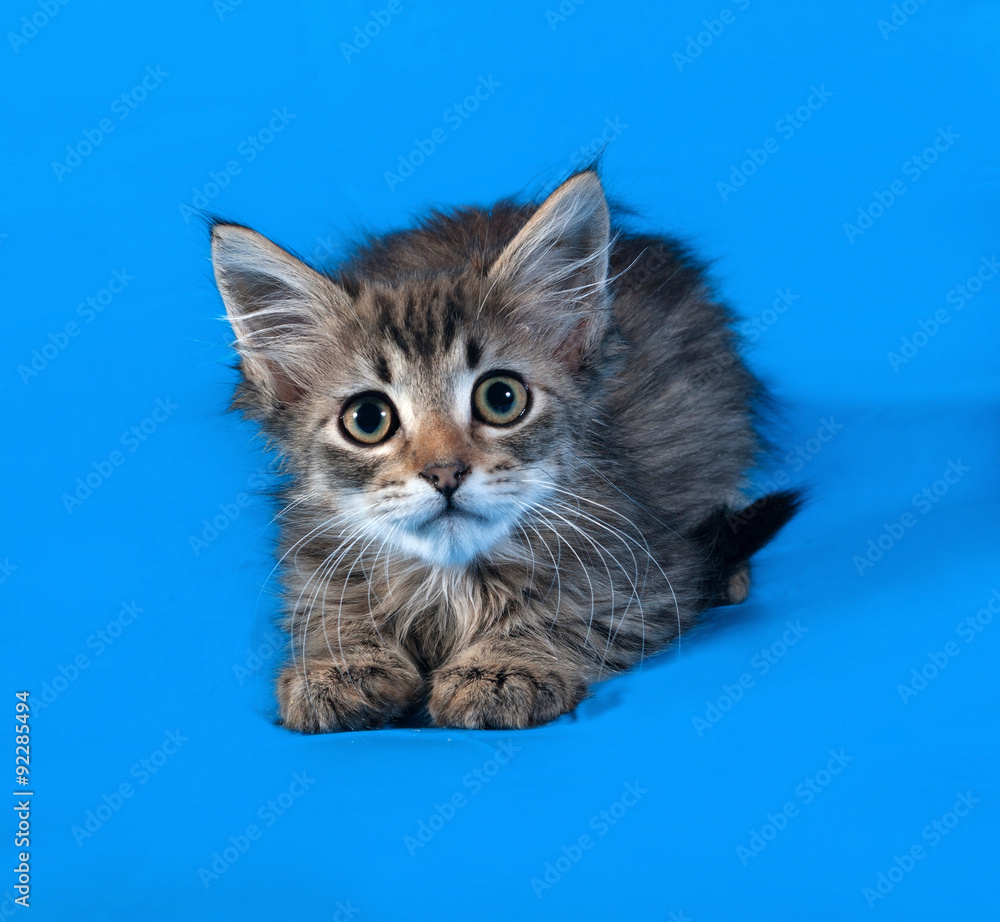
[2, 1, 998, 919]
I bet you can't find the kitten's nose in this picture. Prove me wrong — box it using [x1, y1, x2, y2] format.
[420, 461, 470, 498]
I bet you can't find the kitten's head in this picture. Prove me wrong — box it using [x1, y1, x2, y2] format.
[211, 171, 613, 568]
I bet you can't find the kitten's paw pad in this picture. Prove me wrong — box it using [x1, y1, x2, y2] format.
[277, 650, 421, 734]
[428, 658, 586, 729]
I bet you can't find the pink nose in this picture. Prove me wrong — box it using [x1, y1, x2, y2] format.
[420, 462, 470, 498]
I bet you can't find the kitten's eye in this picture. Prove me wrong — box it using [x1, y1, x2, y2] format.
[472, 373, 530, 426]
[340, 393, 397, 445]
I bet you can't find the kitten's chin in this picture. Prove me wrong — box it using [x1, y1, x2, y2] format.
[392, 511, 510, 569]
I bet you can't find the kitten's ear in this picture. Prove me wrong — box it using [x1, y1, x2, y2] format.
[211, 223, 349, 405]
[488, 171, 611, 370]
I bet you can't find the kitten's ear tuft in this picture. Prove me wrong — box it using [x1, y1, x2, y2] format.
[488, 171, 611, 370]
[211, 223, 349, 405]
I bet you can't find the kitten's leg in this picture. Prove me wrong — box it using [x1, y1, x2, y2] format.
[428, 639, 587, 729]
[278, 639, 422, 733]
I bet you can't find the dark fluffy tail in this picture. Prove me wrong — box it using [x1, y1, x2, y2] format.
[690, 490, 803, 607]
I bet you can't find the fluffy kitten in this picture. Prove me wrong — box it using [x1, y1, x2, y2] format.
[210, 170, 798, 732]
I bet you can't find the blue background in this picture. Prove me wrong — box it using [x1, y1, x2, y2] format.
[3, 0, 998, 919]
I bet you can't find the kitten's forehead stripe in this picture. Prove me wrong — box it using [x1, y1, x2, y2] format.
[374, 353, 392, 384]
[375, 292, 411, 358]
[403, 292, 416, 337]
[441, 297, 462, 350]
[466, 338, 481, 369]
[406, 289, 436, 356]
[423, 297, 437, 352]
[372, 283, 472, 362]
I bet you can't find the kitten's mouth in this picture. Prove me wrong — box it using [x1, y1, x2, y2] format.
[390, 500, 515, 568]
[415, 504, 488, 532]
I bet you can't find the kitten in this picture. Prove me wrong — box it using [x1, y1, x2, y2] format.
[210, 170, 799, 732]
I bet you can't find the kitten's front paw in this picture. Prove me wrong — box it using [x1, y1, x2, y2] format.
[428, 645, 587, 729]
[277, 647, 422, 733]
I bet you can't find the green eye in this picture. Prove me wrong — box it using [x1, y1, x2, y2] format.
[472, 373, 529, 426]
[341, 393, 397, 445]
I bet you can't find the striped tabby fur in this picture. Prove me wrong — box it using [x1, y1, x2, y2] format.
[210, 170, 798, 732]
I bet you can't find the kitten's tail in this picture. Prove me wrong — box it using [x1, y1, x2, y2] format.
[690, 490, 803, 607]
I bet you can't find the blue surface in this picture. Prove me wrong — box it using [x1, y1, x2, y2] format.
[3, 1, 998, 919]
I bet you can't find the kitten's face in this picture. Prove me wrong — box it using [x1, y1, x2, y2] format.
[300, 282, 569, 568]
[211, 171, 612, 570]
